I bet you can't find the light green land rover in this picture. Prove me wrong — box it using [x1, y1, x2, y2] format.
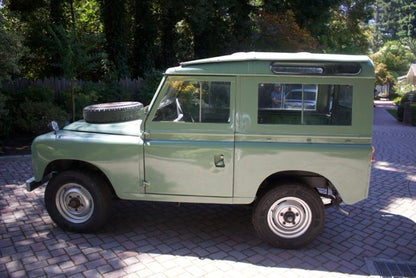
[26, 52, 374, 249]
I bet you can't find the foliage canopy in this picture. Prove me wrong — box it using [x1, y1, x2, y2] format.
[2, 0, 383, 81]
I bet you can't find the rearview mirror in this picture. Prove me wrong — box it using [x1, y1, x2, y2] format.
[50, 121, 59, 134]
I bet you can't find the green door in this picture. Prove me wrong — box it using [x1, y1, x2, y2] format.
[143, 76, 235, 197]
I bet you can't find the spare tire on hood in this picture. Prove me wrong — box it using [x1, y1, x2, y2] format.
[83, 102, 143, 123]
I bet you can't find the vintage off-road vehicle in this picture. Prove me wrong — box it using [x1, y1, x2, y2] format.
[26, 52, 374, 249]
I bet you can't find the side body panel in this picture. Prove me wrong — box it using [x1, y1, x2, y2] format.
[234, 138, 372, 204]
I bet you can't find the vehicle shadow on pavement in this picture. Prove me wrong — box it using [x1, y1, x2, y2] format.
[33, 198, 415, 276]
[2, 186, 415, 277]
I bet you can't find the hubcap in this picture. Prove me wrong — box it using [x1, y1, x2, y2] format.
[267, 197, 312, 239]
[56, 183, 94, 223]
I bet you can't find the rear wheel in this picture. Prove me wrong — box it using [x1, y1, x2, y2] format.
[252, 184, 325, 249]
[45, 170, 112, 232]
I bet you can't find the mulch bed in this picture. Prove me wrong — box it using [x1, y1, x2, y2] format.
[0, 135, 35, 156]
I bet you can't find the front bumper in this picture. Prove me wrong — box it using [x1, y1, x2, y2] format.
[25, 173, 53, 191]
[25, 177, 42, 191]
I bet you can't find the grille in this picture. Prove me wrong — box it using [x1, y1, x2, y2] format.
[367, 258, 416, 277]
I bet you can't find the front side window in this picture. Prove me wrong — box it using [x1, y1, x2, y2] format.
[153, 79, 231, 123]
[258, 83, 353, 125]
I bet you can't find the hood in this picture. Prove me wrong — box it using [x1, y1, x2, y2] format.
[63, 119, 142, 136]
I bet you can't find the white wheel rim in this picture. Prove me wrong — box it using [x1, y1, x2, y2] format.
[267, 196, 312, 239]
[56, 183, 94, 223]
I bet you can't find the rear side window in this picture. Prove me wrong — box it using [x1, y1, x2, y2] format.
[258, 83, 353, 125]
[153, 80, 231, 123]
[270, 62, 362, 75]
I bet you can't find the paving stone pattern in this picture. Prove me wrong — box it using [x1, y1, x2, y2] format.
[1, 101, 415, 277]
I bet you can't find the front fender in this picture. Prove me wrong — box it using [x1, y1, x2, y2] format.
[31, 130, 144, 197]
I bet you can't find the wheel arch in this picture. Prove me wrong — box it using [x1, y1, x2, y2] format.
[43, 159, 116, 197]
[255, 170, 340, 204]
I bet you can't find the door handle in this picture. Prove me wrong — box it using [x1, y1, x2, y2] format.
[214, 154, 225, 168]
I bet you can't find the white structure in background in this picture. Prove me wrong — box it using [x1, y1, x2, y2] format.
[398, 63, 416, 90]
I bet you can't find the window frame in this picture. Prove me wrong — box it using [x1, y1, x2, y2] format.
[270, 62, 362, 76]
[145, 75, 236, 131]
[257, 82, 354, 126]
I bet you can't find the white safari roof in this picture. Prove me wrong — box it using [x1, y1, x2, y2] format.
[181, 52, 371, 66]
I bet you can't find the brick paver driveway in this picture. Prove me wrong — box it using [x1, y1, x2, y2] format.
[1, 101, 415, 277]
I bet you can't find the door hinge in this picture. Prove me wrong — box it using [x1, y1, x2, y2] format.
[142, 132, 150, 140]
[142, 180, 150, 188]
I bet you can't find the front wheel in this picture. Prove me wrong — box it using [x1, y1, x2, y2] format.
[252, 184, 325, 249]
[45, 170, 112, 233]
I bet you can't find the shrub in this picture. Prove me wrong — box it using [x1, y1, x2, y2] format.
[392, 83, 412, 104]
[3, 85, 57, 119]
[141, 69, 163, 105]
[410, 104, 416, 126]
[0, 92, 9, 136]
[0, 92, 8, 116]
[23, 86, 56, 102]
[0, 86, 64, 136]
[59, 85, 100, 120]
[2, 85, 56, 105]
[99, 81, 132, 103]
[59, 81, 140, 120]
[16, 101, 69, 134]
[397, 91, 416, 121]
[1, 79, 143, 136]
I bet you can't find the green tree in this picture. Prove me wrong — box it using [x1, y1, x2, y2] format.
[175, 19, 195, 62]
[373, 62, 394, 86]
[251, 10, 320, 52]
[183, 0, 253, 59]
[8, 0, 413, 85]
[42, 0, 106, 120]
[75, 0, 102, 34]
[130, 0, 156, 77]
[48, 23, 107, 120]
[324, 0, 373, 54]
[371, 40, 416, 97]
[373, 0, 416, 45]
[6, 0, 104, 79]
[222, 0, 253, 52]
[8, 0, 53, 78]
[184, 0, 227, 58]
[100, 0, 129, 79]
[158, 0, 182, 68]
[0, 7, 23, 128]
[50, 0, 66, 27]
[404, 38, 416, 58]
[0, 7, 24, 83]
[372, 40, 416, 78]
[262, 0, 342, 42]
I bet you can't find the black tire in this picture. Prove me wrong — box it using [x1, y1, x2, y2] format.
[83, 101, 143, 123]
[44, 170, 112, 233]
[252, 184, 325, 249]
